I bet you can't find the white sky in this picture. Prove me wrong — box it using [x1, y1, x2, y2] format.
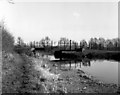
[0, 0, 118, 43]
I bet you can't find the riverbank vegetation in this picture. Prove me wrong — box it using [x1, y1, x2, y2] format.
[1, 22, 43, 93]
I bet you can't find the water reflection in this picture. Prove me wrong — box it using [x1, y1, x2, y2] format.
[49, 55, 118, 85]
[52, 58, 91, 70]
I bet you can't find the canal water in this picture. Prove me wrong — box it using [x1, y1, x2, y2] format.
[48, 55, 119, 85]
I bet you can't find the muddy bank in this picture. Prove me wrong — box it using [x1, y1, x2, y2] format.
[32, 54, 119, 93]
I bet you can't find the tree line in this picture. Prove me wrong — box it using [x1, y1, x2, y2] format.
[17, 36, 120, 51]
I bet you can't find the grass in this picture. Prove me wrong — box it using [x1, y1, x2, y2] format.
[2, 51, 24, 93]
[2, 51, 45, 93]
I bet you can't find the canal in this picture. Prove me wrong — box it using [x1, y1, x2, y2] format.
[48, 55, 119, 85]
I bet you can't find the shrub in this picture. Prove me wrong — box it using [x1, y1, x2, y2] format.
[14, 45, 32, 56]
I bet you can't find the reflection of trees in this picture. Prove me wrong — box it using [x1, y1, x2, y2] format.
[58, 59, 91, 70]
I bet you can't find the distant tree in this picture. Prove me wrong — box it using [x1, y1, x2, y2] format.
[98, 37, 105, 50]
[58, 37, 70, 49]
[80, 39, 87, 48]
[93, 38, 99, 49]
[71, 40, 78, 49]
[39, 36, 51, 47]
[105, 39, 114, 50]
[44, 36, 51, 46]
[111, 38, 120, 50]
[118, 38, 120, 50]
[89, 38, 95, 49]
[40, 38, 45, 47]
[36, 41, 39, 47]
[59, 37, 69, 44]
[29, 41, 33, 48]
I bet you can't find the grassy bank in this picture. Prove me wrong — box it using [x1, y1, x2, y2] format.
[1, 22, 23, 93]
[2, 51, 24, 93]
[1, 22, 45, 93]
[2, 51, 45, 93]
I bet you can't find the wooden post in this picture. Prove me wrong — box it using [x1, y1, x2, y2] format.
[70, 40, 71, 50]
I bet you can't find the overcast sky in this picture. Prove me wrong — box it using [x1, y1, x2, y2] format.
[0, 0, 118, 43]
